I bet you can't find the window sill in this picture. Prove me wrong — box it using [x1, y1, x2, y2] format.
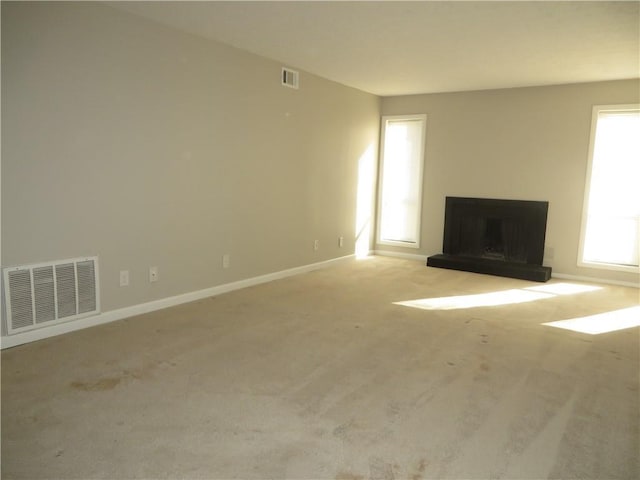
[578, 260, 640, 274]
[377, 239, 421, 249]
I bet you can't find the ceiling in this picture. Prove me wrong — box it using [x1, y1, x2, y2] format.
[110, 1, 640, 97]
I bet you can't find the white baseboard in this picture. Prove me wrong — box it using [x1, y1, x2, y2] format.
[0, 254, 355, 350]
[551, 272, 639, 288]
[373, 250, 429, 262]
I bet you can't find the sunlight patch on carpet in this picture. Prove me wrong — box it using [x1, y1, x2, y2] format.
[395, 289, 554, 310]
[543, 305, 640, 334]
[394, 283, 603, 311]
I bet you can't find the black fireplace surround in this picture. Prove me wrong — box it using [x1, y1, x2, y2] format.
[427, 197, 552, 282]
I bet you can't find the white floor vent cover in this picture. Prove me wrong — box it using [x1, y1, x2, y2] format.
[3, 256, 100, 335]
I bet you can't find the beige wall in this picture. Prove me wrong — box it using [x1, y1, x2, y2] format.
[1, 2, 381, 319]
[380, 80, 640, 285]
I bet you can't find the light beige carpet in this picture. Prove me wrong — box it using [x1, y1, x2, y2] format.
[2, 256, 639, 479]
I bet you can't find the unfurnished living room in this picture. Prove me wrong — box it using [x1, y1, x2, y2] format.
[1, 1, 639, 479]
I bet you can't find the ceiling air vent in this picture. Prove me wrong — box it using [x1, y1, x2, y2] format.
[3, 256, 100, 335]
[282, 67, 299, 89]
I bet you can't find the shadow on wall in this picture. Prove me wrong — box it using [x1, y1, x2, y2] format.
[355, 144, 376, 258]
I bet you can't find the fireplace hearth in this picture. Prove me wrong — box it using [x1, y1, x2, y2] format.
[427, 197, 552, 282]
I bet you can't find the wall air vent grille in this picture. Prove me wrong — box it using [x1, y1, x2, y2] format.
[3, 257, 100, 335]
[281, 67, 299, 89]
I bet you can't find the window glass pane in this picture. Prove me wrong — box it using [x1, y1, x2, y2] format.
[582, 108, 640, 267]
[379, 117, 425, 245]
[583, 216, 639, 266]
[589, 112, 640, 217]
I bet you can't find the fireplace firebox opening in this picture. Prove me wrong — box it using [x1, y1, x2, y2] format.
[427, 197, 552, 282]
[484, 218, 505, 260]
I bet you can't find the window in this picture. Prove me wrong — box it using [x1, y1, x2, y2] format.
[579, 105, 640, 272]
[377, 114, 426, 248]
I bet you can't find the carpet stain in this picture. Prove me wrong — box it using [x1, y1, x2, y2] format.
[333, 419, 357, 438]
[70, 377, 120, 391]
[74, 358, 175, 390]
[411, 458, 429, 480]
[480, 362, 490, 372]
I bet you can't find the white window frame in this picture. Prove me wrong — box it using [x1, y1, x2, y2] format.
[376, 114, 427, 249]
[577, 104, 640, 273]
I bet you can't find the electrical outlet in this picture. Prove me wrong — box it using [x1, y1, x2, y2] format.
[222, 254, 230, 269]
[338, 236, 344, 248]
[149, 266, 158, 283]
[314, 239, 320, 251]
[119, 270, 129, 287]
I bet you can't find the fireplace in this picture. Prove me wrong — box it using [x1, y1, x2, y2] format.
[427, 197, 552, 281]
